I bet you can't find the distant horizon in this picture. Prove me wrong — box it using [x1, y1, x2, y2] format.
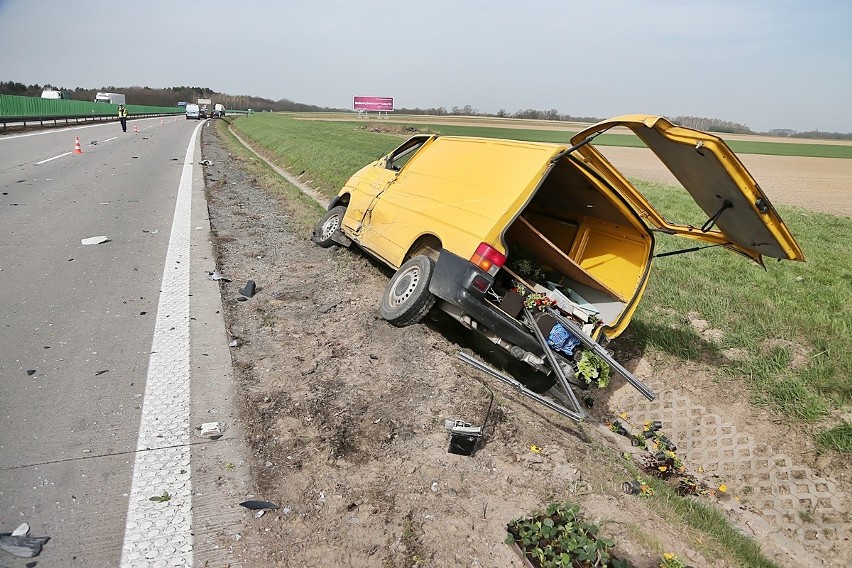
[5, 80, 850, 137]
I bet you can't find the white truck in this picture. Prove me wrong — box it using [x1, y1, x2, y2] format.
[94, 92, 126, 105]
[41, 89, 70, 100]
[197, 98, 212, 119]
[213, 103, 225, 118]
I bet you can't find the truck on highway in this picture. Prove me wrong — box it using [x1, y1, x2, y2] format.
[197, 98, 212, 119]
[213, 103, 226, 118]
[41, 89, 70, 100]
[94, 92, 126, 105]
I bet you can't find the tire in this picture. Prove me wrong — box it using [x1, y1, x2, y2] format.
[380, 255, 436, 326]
[312, 205, 347, 248]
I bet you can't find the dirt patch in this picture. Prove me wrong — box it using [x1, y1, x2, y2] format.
[200, 124, 849, 567]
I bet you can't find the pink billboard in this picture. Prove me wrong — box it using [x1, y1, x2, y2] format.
[354, 96, 394, 112]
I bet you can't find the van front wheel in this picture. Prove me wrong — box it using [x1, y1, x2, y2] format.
[312, 206, 347, 248]
[380, 255, 436, 327]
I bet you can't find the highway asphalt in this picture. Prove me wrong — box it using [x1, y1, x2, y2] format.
[0, 118, 251, 567]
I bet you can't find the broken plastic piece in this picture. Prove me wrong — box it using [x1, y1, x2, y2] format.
[0, 523, 49, 558]
[239, 280, 256, 298]
[197, 421, 226, 439]
[239, 500, 279, 510]
[444, 417, 482, 456]
[207, 270, 231, 282]
[81, 236, 109, 245]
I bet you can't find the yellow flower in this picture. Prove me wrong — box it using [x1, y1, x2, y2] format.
[663, 553, 675, 560]
[530, 445, 542, 454]
[658, 466, 668, 472]
[718, 484, 728, 493]
[619, 411, 628, 419]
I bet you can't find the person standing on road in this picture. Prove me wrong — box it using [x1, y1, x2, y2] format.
[118, 104, 129, 132]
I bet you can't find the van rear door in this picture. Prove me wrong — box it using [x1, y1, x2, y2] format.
[571, 115, 804, 265]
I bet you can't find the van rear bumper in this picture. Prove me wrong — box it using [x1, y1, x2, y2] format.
[430, 250, 541, 353]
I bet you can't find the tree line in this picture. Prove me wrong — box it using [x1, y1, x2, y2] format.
[2, 81, 849, 138]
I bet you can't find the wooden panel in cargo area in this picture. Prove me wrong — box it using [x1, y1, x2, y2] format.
[507, 216, 625, 301]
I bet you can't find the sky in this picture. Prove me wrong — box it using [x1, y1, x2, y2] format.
[2, 0, 851, 133]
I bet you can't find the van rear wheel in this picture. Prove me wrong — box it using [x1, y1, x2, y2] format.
[380, 255, 436, 327]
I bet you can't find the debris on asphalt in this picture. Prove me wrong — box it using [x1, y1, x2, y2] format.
[197, 421, 227, 439]
[254, 510, 265, 518]
[26, 370, 35, 376]
[236, 296, 248, 302]
[199, 159, 213, 166]
[239, 280, 257, 298]
[207, 270, 231, 282]
[239, 500, 279, 511]
[95, 370, 109, 376]
[81, 236, 110, 245]
[229, 338, 240, 348]
[90, 140, 98, 145]
[0, 523, 50, 558]
[142, 229, 159, 234]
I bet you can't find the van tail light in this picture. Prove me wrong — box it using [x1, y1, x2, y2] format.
[470, 243, 506, 277]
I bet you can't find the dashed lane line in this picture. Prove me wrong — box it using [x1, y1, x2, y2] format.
[35, 151, 72, 164]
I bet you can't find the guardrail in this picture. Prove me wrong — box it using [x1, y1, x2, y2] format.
[0, 94, 184, 130]
[1, 94, 256, 129]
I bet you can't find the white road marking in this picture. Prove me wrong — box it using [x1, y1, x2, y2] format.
[120, 121, 203, 567]
[35, 152, 72, 164]
[105, 136, 118, 142]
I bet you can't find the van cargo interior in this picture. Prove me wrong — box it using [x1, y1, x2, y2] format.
[499, 156, 650, 326]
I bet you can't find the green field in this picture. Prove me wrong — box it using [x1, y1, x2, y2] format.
[294, 113, 852, 159]
[231, 113, 852, 452]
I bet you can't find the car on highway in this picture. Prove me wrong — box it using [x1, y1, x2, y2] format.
[312, 115, 804, 407]
[185, 103, 200, 119]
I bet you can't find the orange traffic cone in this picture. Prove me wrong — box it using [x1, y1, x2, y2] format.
[73, 136, 82, 154]
[133, 124, 139, 134]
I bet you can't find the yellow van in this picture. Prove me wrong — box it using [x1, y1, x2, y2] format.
[312, 115, 803, 414]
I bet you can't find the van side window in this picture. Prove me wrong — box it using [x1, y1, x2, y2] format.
[386, 136, 431, 171]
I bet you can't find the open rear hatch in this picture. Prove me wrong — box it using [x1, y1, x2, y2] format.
[570, 115, 805, 265]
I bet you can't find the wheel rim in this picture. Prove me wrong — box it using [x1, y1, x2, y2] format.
[320, 214, 340, 240]
[388, 265, 421, 307]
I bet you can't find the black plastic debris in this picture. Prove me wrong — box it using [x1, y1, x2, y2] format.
[90, 140, 98, 145]
[0, 523, 50, 558]
[239, 500, 279, 511]
[444, 418, 482, 457]
[95, 370, 109, 376]
[239, 280, 256, 298]
[26, 370, 35, 376]
[199, 159, 213, 166]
